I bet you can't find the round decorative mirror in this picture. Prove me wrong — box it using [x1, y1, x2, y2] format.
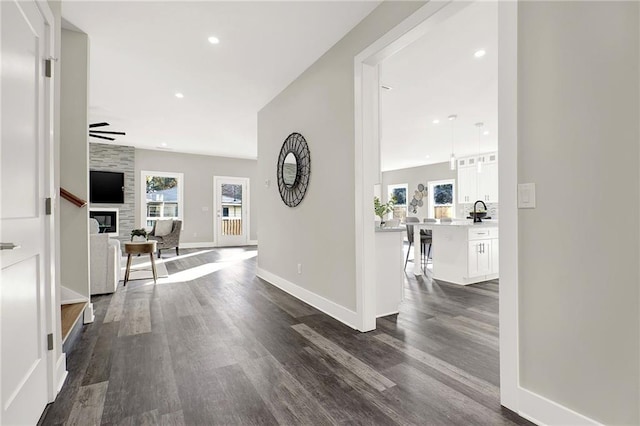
[277, 133, 311, 207]
[282, 152, 298, 188]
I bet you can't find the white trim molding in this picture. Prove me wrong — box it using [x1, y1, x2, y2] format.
[55, 354, 68, 394]
[179, 241, 257, 249]
[498, 0, 519, 413]
[179, 242, 216, 249]
[256, 268, 358, 329]
[518, 387, 603, 426]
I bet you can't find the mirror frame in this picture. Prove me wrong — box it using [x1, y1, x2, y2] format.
[277, 133, 311, 207]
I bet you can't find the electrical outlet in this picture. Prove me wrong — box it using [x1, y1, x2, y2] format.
[297, 263, 302, 274]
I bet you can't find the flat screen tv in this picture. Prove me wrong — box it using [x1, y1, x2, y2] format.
[90, 170, 124, 204]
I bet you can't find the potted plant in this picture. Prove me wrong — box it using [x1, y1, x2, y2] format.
[374, 196, 396, 227]
[130, 228, 148, 242]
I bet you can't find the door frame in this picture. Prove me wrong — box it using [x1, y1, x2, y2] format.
[353, 0, 518, 414]
[213, 176, 250, 247]
[37, 0, 64, 402]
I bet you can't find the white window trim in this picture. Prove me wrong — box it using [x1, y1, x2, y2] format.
[140, 170, 184, 230]
[427, 179, 456, 219]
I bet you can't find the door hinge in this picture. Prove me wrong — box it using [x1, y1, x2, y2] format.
[44, 59, 53, 78]
[47, 333, 54, 351]
[45, 197, 52, 215]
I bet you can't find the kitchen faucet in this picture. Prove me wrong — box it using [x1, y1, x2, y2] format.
[473, 200, 487, 223]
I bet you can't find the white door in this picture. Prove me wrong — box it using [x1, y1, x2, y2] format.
[214, 177, 249, 246]
[1, 1, 51, 424]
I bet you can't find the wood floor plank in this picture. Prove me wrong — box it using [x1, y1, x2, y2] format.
[103, 286, 127, 323]
[100, 331, 181, 424]
[65, 381, 109, 426]
[118, 298, 151, 337]
[159, 410, 185, 426]
[374, 333, 500, 400]
[291, 323, 396, 392]
[240, 354, 336, 425]
[384, 363, 516, 425]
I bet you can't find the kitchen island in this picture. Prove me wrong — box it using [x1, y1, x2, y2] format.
[412, 220, 499, 285]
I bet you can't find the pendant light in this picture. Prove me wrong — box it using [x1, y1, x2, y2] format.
[475, 122, 484, 173]
[448, 114, 457, 171]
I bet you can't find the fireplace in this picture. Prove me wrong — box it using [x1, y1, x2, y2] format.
[89, 208, 119, 236]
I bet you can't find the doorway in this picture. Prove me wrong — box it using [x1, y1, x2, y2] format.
[213, 176, 250, 247]
[354, 0, 518, 412]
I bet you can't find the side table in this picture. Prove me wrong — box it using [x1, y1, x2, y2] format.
[123, 241, 157, 285]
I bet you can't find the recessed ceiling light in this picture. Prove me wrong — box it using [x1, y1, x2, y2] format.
[175, 92, 184, 99]
[208, 36, 220, 45]
[483, 130, 489, 136]
[432, 119, 440, 124]
[425, 155, 430, 159]
[474, 49, 486, 58]
[161, 142, 168, 147]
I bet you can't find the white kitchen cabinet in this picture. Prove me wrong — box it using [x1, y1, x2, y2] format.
[457, 152, 498, 204]
[468, 239, 492, 277]
[458, 165, 477, 204]
[477, 161, 499, 203]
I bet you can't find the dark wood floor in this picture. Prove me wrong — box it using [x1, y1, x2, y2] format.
[41, 247, 529, 425]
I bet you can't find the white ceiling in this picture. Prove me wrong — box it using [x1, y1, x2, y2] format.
[62, 1, 380, 158]
[380, 1, 498, 172]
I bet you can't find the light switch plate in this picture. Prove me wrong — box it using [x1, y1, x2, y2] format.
[518, 183, 536, 208]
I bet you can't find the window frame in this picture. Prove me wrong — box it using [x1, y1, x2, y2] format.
[140, 170, 184, 231]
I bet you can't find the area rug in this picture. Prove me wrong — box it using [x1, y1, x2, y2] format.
[120, 255, 169, 281]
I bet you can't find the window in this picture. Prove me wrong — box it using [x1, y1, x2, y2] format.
[141, 171, 184, 229]
[428, 179, 455, 219]
[387, 183, 408, 222]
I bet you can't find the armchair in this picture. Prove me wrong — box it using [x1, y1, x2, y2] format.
[149, 219, 182, 258]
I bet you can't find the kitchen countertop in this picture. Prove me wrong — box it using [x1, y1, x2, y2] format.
[409, 219, 498, 228]
[374, 226, 405, 232]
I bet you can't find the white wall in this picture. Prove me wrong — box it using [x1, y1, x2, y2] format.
[59, 28, 90, 299]
[518, 2, 639, 424]
[257, 1, 425, 313]
[135, 149, 258, 243]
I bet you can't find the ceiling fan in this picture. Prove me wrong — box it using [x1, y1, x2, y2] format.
[89, 122, 126, 141]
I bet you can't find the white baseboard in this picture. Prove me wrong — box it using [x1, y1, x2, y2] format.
[180, 242, 216, 249]
[55, 353, 68, 394]
[180, 241, 258, 248]
[518, 387, 602, 426]
[256, 267, 358, 329]
[83, 302, 95, 324]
